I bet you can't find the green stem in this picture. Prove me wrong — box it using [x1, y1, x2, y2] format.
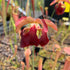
[2, 0, 7, 36]
[32, 46, 35, 70]
[51, 9, 55, 18]
[11, 17, 17, 45]
[61, 33, 70, 45]
[10, 40, 14, 53]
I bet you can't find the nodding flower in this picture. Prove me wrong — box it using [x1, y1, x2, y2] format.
[55, 2, 66, 15]
[13, 12, 57, 48]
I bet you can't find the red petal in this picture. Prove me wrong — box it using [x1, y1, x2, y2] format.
[29, 25, 39, 46]
[39, 29, 49, 46]
[50, 0, 58, 6]
[15, 16, 34, 32]
[64, 47, 70, 55]
[20, 25, 39, 48]
[20, 30, 30, 48]
[44, 19, 58, 31]
[15, 16, 27, 26]
[16, 17, 48, 33]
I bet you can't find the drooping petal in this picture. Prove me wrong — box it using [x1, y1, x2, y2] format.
[39, 29, 49, 46]
[28, 25, 39, 46]
[44, 19, 58, 31]
[15, 17, 48, 33]
[20, 30, 30, 48]
[20, 25, 39, 48]
[64, 47, 70, 55]
[50, 0, 58, 6]
[15, 16, 27, 26]
[15, 16, 34, 32]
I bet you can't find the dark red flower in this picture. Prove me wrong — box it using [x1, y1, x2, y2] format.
[13, 14, 57, 48]
[20, 25, 49, 48]
[55, 2, 65, 15]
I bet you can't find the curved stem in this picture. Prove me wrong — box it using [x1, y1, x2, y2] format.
[52, 50, 61, 70]
[61, 33, 70, 45]
[51, 9, 55, 18]
[2, 0, 7, 36]
[32, 46, 35, 70]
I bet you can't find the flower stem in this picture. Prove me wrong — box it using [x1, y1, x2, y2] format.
[52, 49, 61, 70]
[32, 46, 35, 70]
[51, 9, 55, 18]
[2, 0, 7, 36]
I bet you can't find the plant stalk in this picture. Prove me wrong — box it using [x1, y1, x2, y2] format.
[2, 0, 7, 36]
[32, 46, 35, 70]
[51, 9, 55, 18]
[52, 49, 61, 70]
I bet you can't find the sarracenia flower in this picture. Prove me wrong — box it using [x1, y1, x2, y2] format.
[55, 2, 66, 15]
[13, 13, 57, 48]
[50, 0, 70, 6]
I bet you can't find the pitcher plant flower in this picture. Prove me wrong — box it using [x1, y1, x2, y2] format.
[13, 12, 57, 48]
[55, 2, 66, 15]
